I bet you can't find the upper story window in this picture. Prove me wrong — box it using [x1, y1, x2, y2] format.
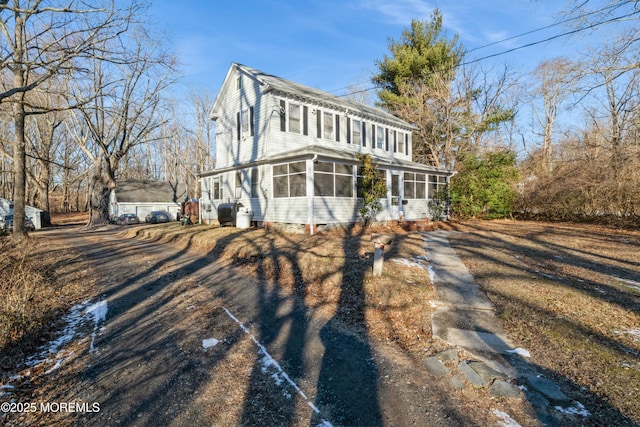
[376, 125, 384, 149]
[241, 109, 249, 133]
[237, 106, 254, 140]
[289, 103, 301, 133]
[324, 112, 334, 140]
[236, 76, 242, 90]
[352, 120, 362, 145]
[397, 131, 405, 153]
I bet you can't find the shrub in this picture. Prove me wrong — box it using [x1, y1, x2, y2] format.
[450, 151, 519, 219]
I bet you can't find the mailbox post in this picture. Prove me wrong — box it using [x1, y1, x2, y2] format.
[371, 233, 394, 276]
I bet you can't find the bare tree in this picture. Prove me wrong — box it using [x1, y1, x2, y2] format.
[67, 30, 176, 225]
[0, 0, 141, 240]
[529, 58, 577, 173]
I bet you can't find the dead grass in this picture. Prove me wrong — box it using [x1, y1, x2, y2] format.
[122, 222, 436, 354]
[4, 215, 639, 424]
[446, 219, 640, 424]
[0, 235, 96, 371]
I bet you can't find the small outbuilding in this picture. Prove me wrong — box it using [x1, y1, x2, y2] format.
[109, 179, 188, 222]
[0, 198, 45, 230]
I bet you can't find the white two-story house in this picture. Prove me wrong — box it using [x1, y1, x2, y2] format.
[199, 63, 452, 232]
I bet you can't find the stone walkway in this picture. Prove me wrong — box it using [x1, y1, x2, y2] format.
[423, 230, 515, 357]
[421, 230, 584, 426]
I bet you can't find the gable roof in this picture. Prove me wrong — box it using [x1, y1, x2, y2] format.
[211, 63, 416, 130]
[114, 180, 187, 204]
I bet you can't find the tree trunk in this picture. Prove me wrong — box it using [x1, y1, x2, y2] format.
[11, 12, 27, 240]
[88, 157, 115, 225]
[12, 101, 27, 240]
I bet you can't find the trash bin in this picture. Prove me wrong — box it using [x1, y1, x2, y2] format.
[236, 207, 252, 229]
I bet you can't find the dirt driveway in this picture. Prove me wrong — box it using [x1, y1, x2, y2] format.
[9, 224, 514, 427]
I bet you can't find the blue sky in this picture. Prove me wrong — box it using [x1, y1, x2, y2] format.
[147, 0, 588, 100]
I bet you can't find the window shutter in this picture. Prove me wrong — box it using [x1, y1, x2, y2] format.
[362, 122, 366, 147]
[335, 115, 340, 142]
[405, 134, 409, 155]
[385, 128, 389, 151]
[237, 112, 241, 140]
[316, 111, 322, 138]
[393, 131, 397, 152]
[250, 106, 254, 136]
[280, 100, 286, 131]
[303, 106, 308, 136]
[346, 118, 351, 144]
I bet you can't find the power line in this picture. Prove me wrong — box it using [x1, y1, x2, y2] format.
[334, 6, 639, 98]
[464, 2, 621, 55]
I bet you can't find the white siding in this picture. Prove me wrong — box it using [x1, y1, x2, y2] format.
[311, 197, 358, 223]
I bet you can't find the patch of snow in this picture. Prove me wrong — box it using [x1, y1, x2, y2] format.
[222, 307, 333, 427]
[45, 352, 74, 375]
[506, 348, 531, 358]
[202, 338, 219, 349]
[492, 409, 522, 427]
[612, 276, 640, 291]
[554, 401, 591, 417]
[614, 328, 640, 342]
[392, 257, 429, 270]
[428, 265, 436, 283]
[86, 299, 108, 353]
[25, 297, 107, 371]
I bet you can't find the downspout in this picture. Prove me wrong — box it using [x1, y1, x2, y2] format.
[309, 154, 318, 235]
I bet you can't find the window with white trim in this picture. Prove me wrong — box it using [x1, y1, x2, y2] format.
[235, 171, 242, 198]
[352, 119, 362, 145]
[376, 125, 384, 149]
[212, 176, 222, 200]
[324, 112, 334, 140]
[250, 168, 259, 198]
[314, 162, 353, 198]
[289, 103, 301, 134]
[241, 109, 249, 134]
[404, 173, 426, 199]
[398, 131, 405, 153]
[273, 161, 307, 198]
[429, 175, 447, 199]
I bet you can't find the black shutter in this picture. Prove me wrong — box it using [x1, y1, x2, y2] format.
[393, 130, 397, 152]
[346, 118, 351, 144]
[405, 134, 409, 155]
[303, 106, 308, 135]
[372, 124, 376, 147]
[335, 115, 340, 142]
[250, 106, 254, 136]
[385, 128, 389, 151]
[280, 100, 286, 132]
[237, 112, 241, 140]
[362, 122, 366, 147]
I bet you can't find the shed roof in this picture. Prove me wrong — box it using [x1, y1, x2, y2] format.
[199, 145, 453, 178]
[114, 180, 187, 204]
